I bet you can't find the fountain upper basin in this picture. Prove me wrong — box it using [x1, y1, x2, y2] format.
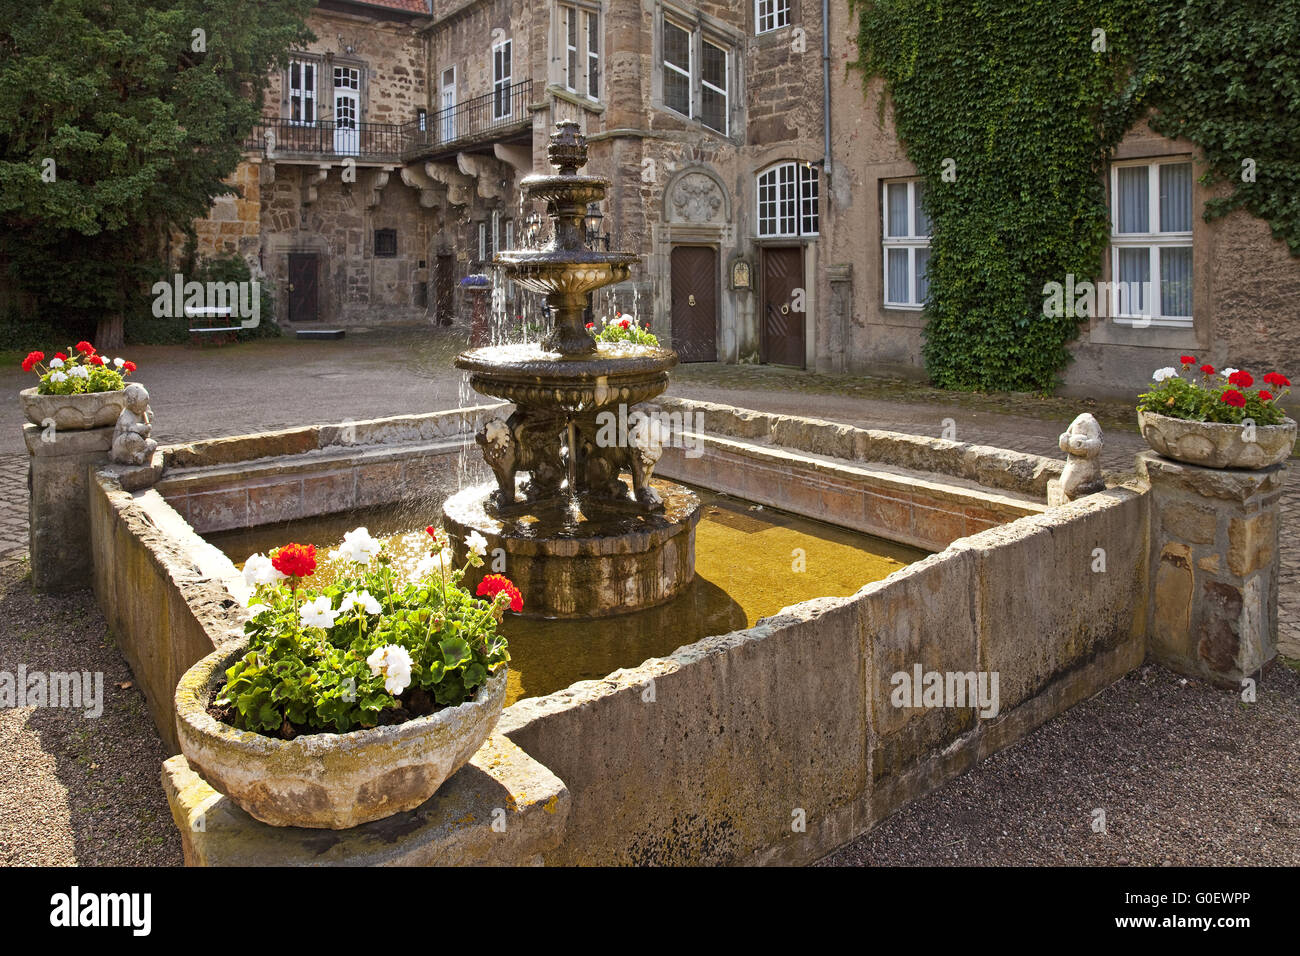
[492, 250, 639, 297]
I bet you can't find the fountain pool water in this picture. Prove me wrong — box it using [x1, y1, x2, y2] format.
[208, 488, 926, 706]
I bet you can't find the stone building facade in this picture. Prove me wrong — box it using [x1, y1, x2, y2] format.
[192, 0, 1295, 397]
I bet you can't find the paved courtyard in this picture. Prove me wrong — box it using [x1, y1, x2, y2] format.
[0, 327, 1295, 865]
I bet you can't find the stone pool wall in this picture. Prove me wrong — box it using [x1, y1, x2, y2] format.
[78, 399, 1282, 865]
[497, 486, 1147, 865]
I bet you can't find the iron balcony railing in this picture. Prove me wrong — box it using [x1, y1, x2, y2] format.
[243, 79, 534, 163]
[409, 79, 533, 155]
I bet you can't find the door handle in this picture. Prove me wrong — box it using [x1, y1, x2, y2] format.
[781, 303, 789, 314]
[688, 294, 696, 306]
[289, 284, 295, 291]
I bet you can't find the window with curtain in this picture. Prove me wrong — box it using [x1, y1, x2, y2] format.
[1110, 159, 1193, 325]
[882, 179, 931, 308]
[758, 162, 819, 238]
[660, 17, 732, 135]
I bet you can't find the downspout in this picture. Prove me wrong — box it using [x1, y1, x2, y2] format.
[822, 0, 832, 179]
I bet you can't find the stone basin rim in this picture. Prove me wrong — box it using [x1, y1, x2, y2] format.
[455, 345, 678, 378]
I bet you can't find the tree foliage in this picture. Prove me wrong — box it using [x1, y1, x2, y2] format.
[850, 0, 1300, 392]
[0, 0, 313, 345]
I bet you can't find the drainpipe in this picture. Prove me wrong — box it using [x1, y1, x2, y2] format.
[822, 0, 832, 180]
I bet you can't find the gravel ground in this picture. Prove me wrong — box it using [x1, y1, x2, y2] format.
[0, 557, 182, 866]
[820, 661, 1300, 866]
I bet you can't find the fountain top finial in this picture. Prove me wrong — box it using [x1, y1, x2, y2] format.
[546, 120, 588, 176]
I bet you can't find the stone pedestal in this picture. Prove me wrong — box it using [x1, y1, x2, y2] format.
[24, 422, 114, 591]
[1139, 451, 1287, 686]
[162, 732, 570, 866]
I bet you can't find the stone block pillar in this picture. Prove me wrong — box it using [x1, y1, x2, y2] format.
[1139, 451, 1287, 686]
[24, 423, 114, 591]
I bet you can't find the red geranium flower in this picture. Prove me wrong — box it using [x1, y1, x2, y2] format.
[477, 574, 523, 612]
[619, 318, 631, 330]
[21, 351, 44, 372]
[1179, 355, 1196, 365]
[1259, 390, 1274, 402]
[75, 341, 95, 355]
[271, 543, 317, 578]
[1220, 389, 1246, 409]
[54, 352, 67, 361]
[1227, 370, 1254, 388]
[122, 361, 137, 373]
[585, 322, 595, 330]
[1199, 364, 1215, 376]
[1263, 372, 1291, 387]
[89, 354, 105, 366]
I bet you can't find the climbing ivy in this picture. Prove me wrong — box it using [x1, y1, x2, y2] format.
[850, 0, 1300, 393]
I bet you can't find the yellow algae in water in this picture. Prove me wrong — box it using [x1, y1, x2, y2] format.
[208, 491, 926, 709]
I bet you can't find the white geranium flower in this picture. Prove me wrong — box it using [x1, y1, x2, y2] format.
[329, 526, 381, 565]
[1221, 367, 1239, 379]
[50, 371, 67, 383]
[49, 357, 64, 368]
[367, 644, 413, 695]
[300, 596, 339, 630]
[339, 589, 382, 616]
[113, 357, 125, 368]
[1152, 367, 1178, 382]
[70, 365, 90, 380]
[464, 531, 489, 557]
[242, 553, 286, 588]
[246, 603, 270, 616]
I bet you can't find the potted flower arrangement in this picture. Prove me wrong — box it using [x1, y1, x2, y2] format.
[175, 525, 518, 829]
[586, 311, 660, 347]
[1137, 356, 1295, 469]
[19, 341, 139, 430]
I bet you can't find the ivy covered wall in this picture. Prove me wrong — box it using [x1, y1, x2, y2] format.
[849, 0, 1300, 392]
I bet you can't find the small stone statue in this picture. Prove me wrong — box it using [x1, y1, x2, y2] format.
[110, 383, 158, 466]
[1048, 412, 1105, 505]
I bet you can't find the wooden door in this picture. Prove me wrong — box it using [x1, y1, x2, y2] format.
[760, 245, 805, 367]
[288, 253, 319, 323]
[670, 246, 718, 363]
[435, 254, 455, 326]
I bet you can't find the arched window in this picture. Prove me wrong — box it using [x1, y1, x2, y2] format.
[757, 162, 819, 238]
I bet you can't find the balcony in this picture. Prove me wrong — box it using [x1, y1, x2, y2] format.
[243, 80, 534, 165]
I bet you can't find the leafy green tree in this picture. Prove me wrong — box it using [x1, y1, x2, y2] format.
[0, 0, 313, 347]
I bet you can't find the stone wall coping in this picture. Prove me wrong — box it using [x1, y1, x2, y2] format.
[23, 422, 115, 457]
[1137, 450, 1289, 503]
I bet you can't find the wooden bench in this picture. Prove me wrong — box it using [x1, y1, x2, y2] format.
[185, 306, 238, 345]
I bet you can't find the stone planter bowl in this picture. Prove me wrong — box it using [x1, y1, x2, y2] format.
[176, 641, 507, 829]
[1138, 409, 1296, 470]
[19, 386, 129, 430]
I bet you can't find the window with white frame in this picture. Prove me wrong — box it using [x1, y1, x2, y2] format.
[757, 161, 819, 238]
[492, 39, 512, 120]
[560, 4, 601, 100]
[882, 179, 931, 308]
[288, 59, 316, 124]
[660, 16, 731, 134]
[478, 222, 488, 263]
[1110, 159, 1193, 326]
[756, 0, 791, 34]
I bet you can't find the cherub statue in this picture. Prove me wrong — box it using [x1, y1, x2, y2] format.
[1054, 412, 1105, 502]
[110, 383, 158, 466]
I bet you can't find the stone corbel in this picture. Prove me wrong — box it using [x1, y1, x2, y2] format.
[367, 166, 394, 209]
[301, 165, 329, 206]
[456, 152, 509, 202]
[398, 164, 445, 208]
[425, 161, 474, 208]
[493, 143, 533, 177]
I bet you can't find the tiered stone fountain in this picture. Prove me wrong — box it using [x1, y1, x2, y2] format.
[444, 122, 701, 618]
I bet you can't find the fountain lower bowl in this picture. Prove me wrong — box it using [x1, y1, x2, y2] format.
[443, 478, 702, 619]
